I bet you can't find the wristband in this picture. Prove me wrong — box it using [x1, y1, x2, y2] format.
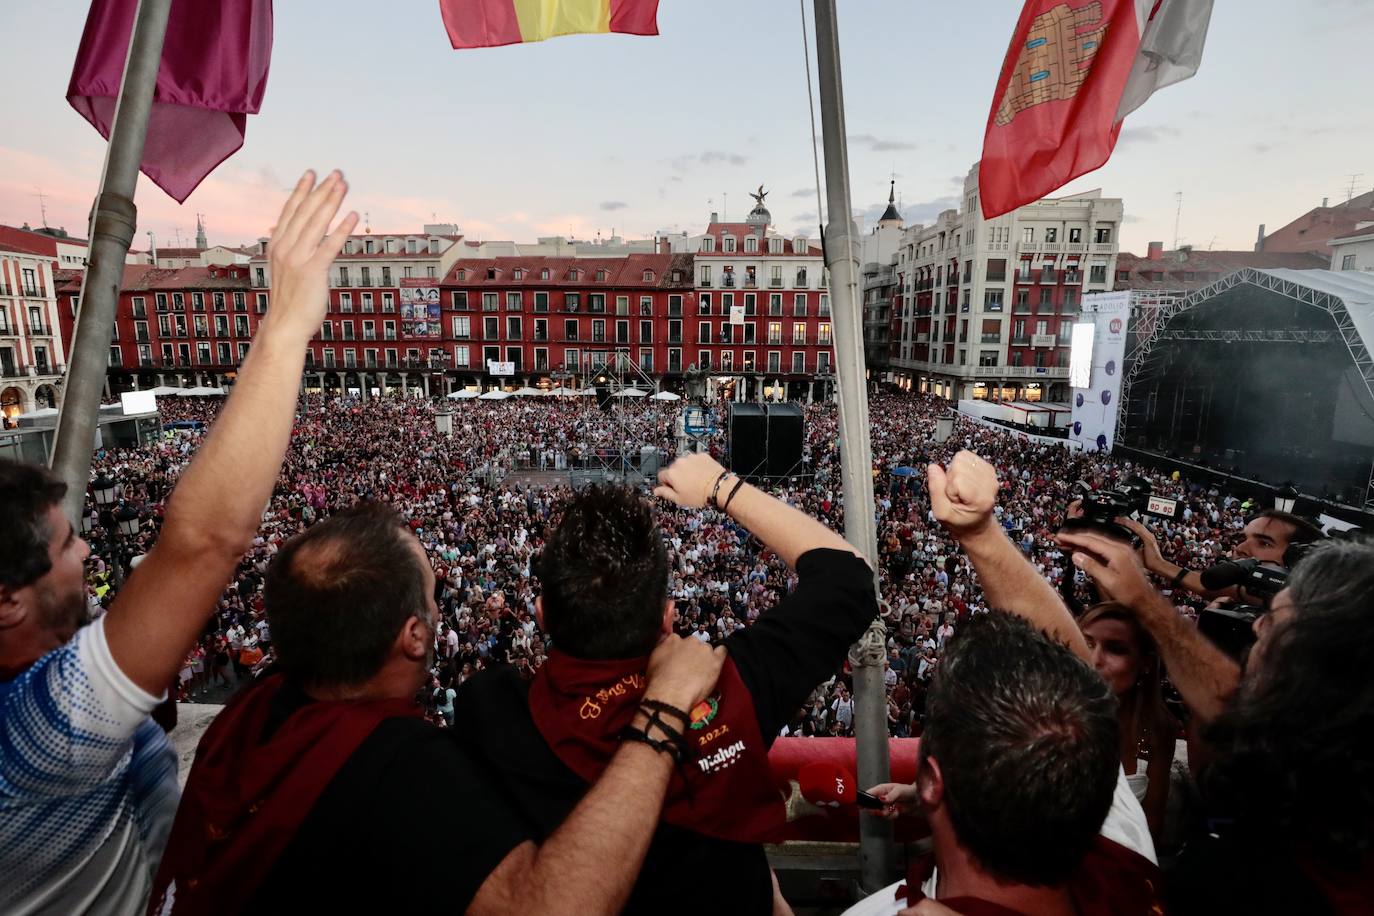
[709, 470, 732, 509]
[1169, 566, 1188, 589]
[722, 477, 746, 513]
[619, 725, 683, 763]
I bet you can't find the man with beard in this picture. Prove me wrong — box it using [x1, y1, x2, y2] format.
[0, 169, 358, 914]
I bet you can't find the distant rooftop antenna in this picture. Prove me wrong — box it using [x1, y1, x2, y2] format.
[33, 189, 49, 228]
[364, 211, 371, 233]
[1172, 191, 1183, 250]
[1345, 173, 1365, 204]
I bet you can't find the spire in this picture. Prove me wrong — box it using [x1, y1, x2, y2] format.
[878, 179, 902, 227]
[194, 213, 207, 251]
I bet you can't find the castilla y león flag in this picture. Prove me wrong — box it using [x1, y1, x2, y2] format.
[979, 0, 1212, 219]
[67, 0, 274, 204]
[440, 0, 659, 49]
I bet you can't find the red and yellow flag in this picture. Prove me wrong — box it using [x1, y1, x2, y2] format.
[440, 0, 659, 49]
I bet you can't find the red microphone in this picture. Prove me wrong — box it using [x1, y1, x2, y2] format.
[798, 761, 885, 808]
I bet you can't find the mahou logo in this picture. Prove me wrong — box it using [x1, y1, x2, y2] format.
[1109, 318, 1123, 333]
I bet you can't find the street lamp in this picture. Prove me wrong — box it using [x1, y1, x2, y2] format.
[1274, 486, 1299, 514]
[435, 406, 453, 437]
[91, 473, 118, 506]
[114, 504, 142, 538]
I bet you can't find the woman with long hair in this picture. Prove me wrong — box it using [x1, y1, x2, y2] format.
[1079, 601, 1179, 841]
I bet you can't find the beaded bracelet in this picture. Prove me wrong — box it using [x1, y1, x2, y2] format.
[709, 469, 732, 508]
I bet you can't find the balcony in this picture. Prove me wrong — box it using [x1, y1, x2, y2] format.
[769, 279, 783, 288]
[1031, 334, 1057, 348]
[700, 278, 712, 288]
[980, 333, 1002, 344]
[667, 333, 683, 344]
[722, 277, 737, 289]
[1010, 335, 1031, 346]
[1039, 271, 1058, 284]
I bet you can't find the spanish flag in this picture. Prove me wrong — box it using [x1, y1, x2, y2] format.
[440, 0, 659, 49]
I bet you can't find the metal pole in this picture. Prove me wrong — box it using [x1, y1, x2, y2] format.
[811, 0, 894, 892]
[50, 0, 174, 525]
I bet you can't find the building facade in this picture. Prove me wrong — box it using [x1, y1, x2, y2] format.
[1330, 224, 1374, 273]
[888, 163, 1123, 404]
[0, 226, 73, 422]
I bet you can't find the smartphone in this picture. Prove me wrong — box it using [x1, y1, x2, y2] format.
[855, 789, 884, 810]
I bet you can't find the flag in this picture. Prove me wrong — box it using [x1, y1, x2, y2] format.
[979, 0, 1212, 219]
[67, 0, 274, 204]
[440, 0, 658, 50]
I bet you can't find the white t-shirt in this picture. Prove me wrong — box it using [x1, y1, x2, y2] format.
[1, 616, 179, 915]
[841, 768, 1155, 916]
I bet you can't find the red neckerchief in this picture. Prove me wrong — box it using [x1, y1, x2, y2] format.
[147, 675, 422, 915]
[895, 836, 1166, 916]
[528, 649, 786, 843]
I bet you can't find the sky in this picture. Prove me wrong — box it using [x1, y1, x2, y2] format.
[1, 0, 1371, 255]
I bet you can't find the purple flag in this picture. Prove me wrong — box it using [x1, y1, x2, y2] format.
[67, 0, 274, 203]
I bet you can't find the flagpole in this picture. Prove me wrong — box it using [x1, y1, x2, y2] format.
[51, 0, 174, 524]
[811, 0, 895, 891]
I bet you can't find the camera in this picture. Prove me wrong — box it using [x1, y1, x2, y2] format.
[1062, 475, 1177, 542]
[1196, 540, 1323, 661]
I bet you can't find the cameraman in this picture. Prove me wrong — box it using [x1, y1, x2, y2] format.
[1121, 509, 1321, 602]
[1057, 527, 1374, 912]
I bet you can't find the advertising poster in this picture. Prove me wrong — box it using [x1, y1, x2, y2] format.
[399, 282, 442, 340]
[1069, 291, 1130, 453]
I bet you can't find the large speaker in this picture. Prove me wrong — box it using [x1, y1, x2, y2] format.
[727, 402, 805, 480]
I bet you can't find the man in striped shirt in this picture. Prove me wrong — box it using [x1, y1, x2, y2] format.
[0, 169, 358, 914]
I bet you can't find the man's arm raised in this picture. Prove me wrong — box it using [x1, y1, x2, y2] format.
[1056, 528, 1239, 725]
[103, 171, 357, 696]
[929, 451, 1089, 661]
[469, 635, 726, 916]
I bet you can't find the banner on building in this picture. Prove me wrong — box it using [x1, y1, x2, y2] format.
[399, 282, 442, 339]
[487, 360, 515, 377]
[729, 304, 745, 325]
[1069, 290, 1130, 452]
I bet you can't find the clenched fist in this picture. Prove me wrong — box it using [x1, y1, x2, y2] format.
[654, 453, 730, 509]
[927, 451, 998, 539]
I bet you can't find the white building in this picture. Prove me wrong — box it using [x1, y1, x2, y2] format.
[889, 162, 1122, 404]
[0, 227, 70, 422]
[1331, 222, 1374, 273]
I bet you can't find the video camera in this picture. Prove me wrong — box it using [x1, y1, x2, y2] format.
[1197, 540, 1322, 661]
[1062, 475, 1180, 542]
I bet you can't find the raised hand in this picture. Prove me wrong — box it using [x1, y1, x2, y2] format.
[927, 451, 998, 539]
[1117, 516, 1167, 575]
[262, 170, 358, 343]
[654, 453, 730, 510]
[1056, 527, 1159, 610]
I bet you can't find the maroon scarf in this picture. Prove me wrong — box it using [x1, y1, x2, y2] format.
[896, 836, 1166, 915]
[148, 675, 422, 915]
[529, 649, 786, 843]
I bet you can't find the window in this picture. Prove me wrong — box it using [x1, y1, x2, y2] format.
[507, 317, 522, 340]
[234, 292, 245, 311]
[534, 292, 549, 312]
[156, 293, 168, 311]
[723, 237, 736, 253]
[1063, 288, 1078, 309]
[699, 322, 712, 343]
[615, 296, 629, 315]
[453, 345, 470, 367]
[639, 320, 652, 343]
[639, 296, 653, 316]
[1045, 228, 1058, 243]
[980, 319, 1001, 344]
[1094, 227, 1112, 244]
[254, 267, 266, 286]
[218, 342, 232, 364]
[339, 293, 353, 313]
[565, 348, 580, 371]
[595, 269, 608, 282]
[484, 317, 500, 339]
[817, 351, 830, 373]
[193, 315, 207, 336]
[565, 293, 580, 312]
[699, 293, 712, 315]
[795, 267, 808, 287]
[1089, 264, 1108, 284]
[770, 238, 784, 254]
[700, 237, 714, 253]
[564, 319, 579, 341]
[720, 351, 733, 372]
[700, 265, 712, 287]
[1342, 254, 1357, 270]
[483, 292, 499, 311]
[321, 321, 334, 340]
[986, 258, 1007, 282]
[363, 320, 376, 340]
[817, 323, 832, 345]
[668, 349, 682, 373]
[384, 321, 396, 340]
[361, 293, 374, 312]
[507, 291, 521, 310]
[744, 236, 758, 253]
[1022, 228, 1034, 243]
[191, 292, 204, 310]
[451, 316, 471, 339]
[699, 350, 712, 370]
[235, 316, 249, 337]
[534, 318, 549, 341]
[589, 294, 605, 313]
[1069, 228, 1082, 243]
[744, 293, 757, 316]
[768, 321, 782, 345]
[770, 266, 783, 288]
[615, 320, 629, 344]
[792, 323, 806, 345]
[767, 351, 781, 373]
[1039, 288, 1053, 307]
[639, 348, 654, 372]
[792, 351, 805, 373]
[984, 289, 1004, 311]
[793, 293, 807, 316]
[197, 342, 211, 364]
[382, 293, 395, 312]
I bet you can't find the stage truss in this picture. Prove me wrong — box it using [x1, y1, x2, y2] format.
[1118, 269, 1374, 511]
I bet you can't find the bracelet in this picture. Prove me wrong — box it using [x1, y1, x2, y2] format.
[722, 477, 746, 513]
[709, 470, 732, 509]
[1169, 566, 1188, 589]
[636, 704, 693, 758]
[619, 724, 685, 763]
[639, 699, 692, 731]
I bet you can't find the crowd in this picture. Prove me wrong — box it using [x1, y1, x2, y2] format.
[81, 381, 1273, 727]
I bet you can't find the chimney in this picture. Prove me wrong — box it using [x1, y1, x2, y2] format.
[710, 211, 719, 224]
[1255, 224, 1265, 252]
[1147, 241, 1163, 260]
[1321, 197, 1329, 208]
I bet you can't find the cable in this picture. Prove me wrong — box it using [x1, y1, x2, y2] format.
[798, 0, 826, 231]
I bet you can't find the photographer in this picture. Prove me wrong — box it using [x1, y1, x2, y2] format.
[1057, 527, 1374, 912]
[1121, 509, 1321, 603]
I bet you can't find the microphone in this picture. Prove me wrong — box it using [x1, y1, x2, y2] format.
[1199, 559, 1258, 591]
[798, 762, 858, 807]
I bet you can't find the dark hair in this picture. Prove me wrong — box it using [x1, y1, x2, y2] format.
[265, 502, 428, 688]
[1206, 540, 1374, 869]
[532, 484, 668, 659]
[0, 460, 68, 590]
[1248, 509, 1323, 547]
[920, 611, 1119, 887]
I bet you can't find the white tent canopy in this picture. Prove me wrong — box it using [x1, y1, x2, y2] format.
[651, 390, 681, 401]
[613, 387, 648, 398]
[512, 386, 543, 397]
[477, 389, 512, 400]
[17, 407, 59, 419]
[149, 385, 182, 396]
[175, 386, 224, 397]
[447, 389, 480, 400]
[546, 386, 573, 397]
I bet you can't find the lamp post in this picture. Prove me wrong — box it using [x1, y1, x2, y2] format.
[435, 406, 454, 437]
[1275, 486, 1299, 515]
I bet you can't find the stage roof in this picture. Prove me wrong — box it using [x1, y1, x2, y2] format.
[1250, 268, 1374, 352]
